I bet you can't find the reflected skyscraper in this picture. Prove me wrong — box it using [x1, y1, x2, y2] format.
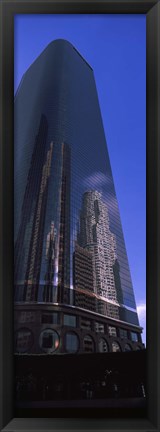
[14, 39, 144, 354]
[76, 190, 122, 318]
[78, 192, 119, 298]
[73, 242, 96, 312]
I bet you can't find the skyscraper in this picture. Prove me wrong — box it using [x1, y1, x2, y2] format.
[14, 39, 144, 354]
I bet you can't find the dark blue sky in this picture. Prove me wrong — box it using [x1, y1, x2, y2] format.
[14, 14, 146, 343]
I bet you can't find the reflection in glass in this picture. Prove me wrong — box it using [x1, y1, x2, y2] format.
[41, 312, 59, 324]
[15, 328, 33, 353]
[112, 341, 121, 352]
[39, 329, 59, 353]
[98, 338, 108, 353]
[83, 335, 95, 353]
[119, 328, 128, 339]
[124, 343, 132, 351]
[14, 40, 141, 356]
[108, 326, 117, 337]
[80, 319, 92, 331]
[95, 322, 105, 333]
[64, 314, 76, 327]
[14, 115, 49, 302]
[43, 221, 57, 302]
[65, 332, 79, 353]
[131, 332, 138, 342]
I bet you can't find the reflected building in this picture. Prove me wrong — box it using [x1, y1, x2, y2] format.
[73, 243, 96, 312]
[14, 39, 144, 354]
[14, 138, 70, 305]
[76, 190, 122, 317]
[43, 221, 57, 302]
[14, 114, 49, 302]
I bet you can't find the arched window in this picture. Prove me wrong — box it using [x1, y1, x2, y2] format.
[98, 338, 108, 353]
[83, 335, 95, 353]
[112, 341, 121, 352]
[39, 329, 59, 353]
[124, 343, 132, 351]
[15, 328, 33, 353]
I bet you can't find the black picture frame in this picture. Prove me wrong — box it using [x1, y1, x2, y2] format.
[0, 0, 160, 431]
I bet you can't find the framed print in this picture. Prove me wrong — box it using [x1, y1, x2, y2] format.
[0, 1, 160, 431]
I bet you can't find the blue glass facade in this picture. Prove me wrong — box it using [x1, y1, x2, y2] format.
[14, 39, 140, 327]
